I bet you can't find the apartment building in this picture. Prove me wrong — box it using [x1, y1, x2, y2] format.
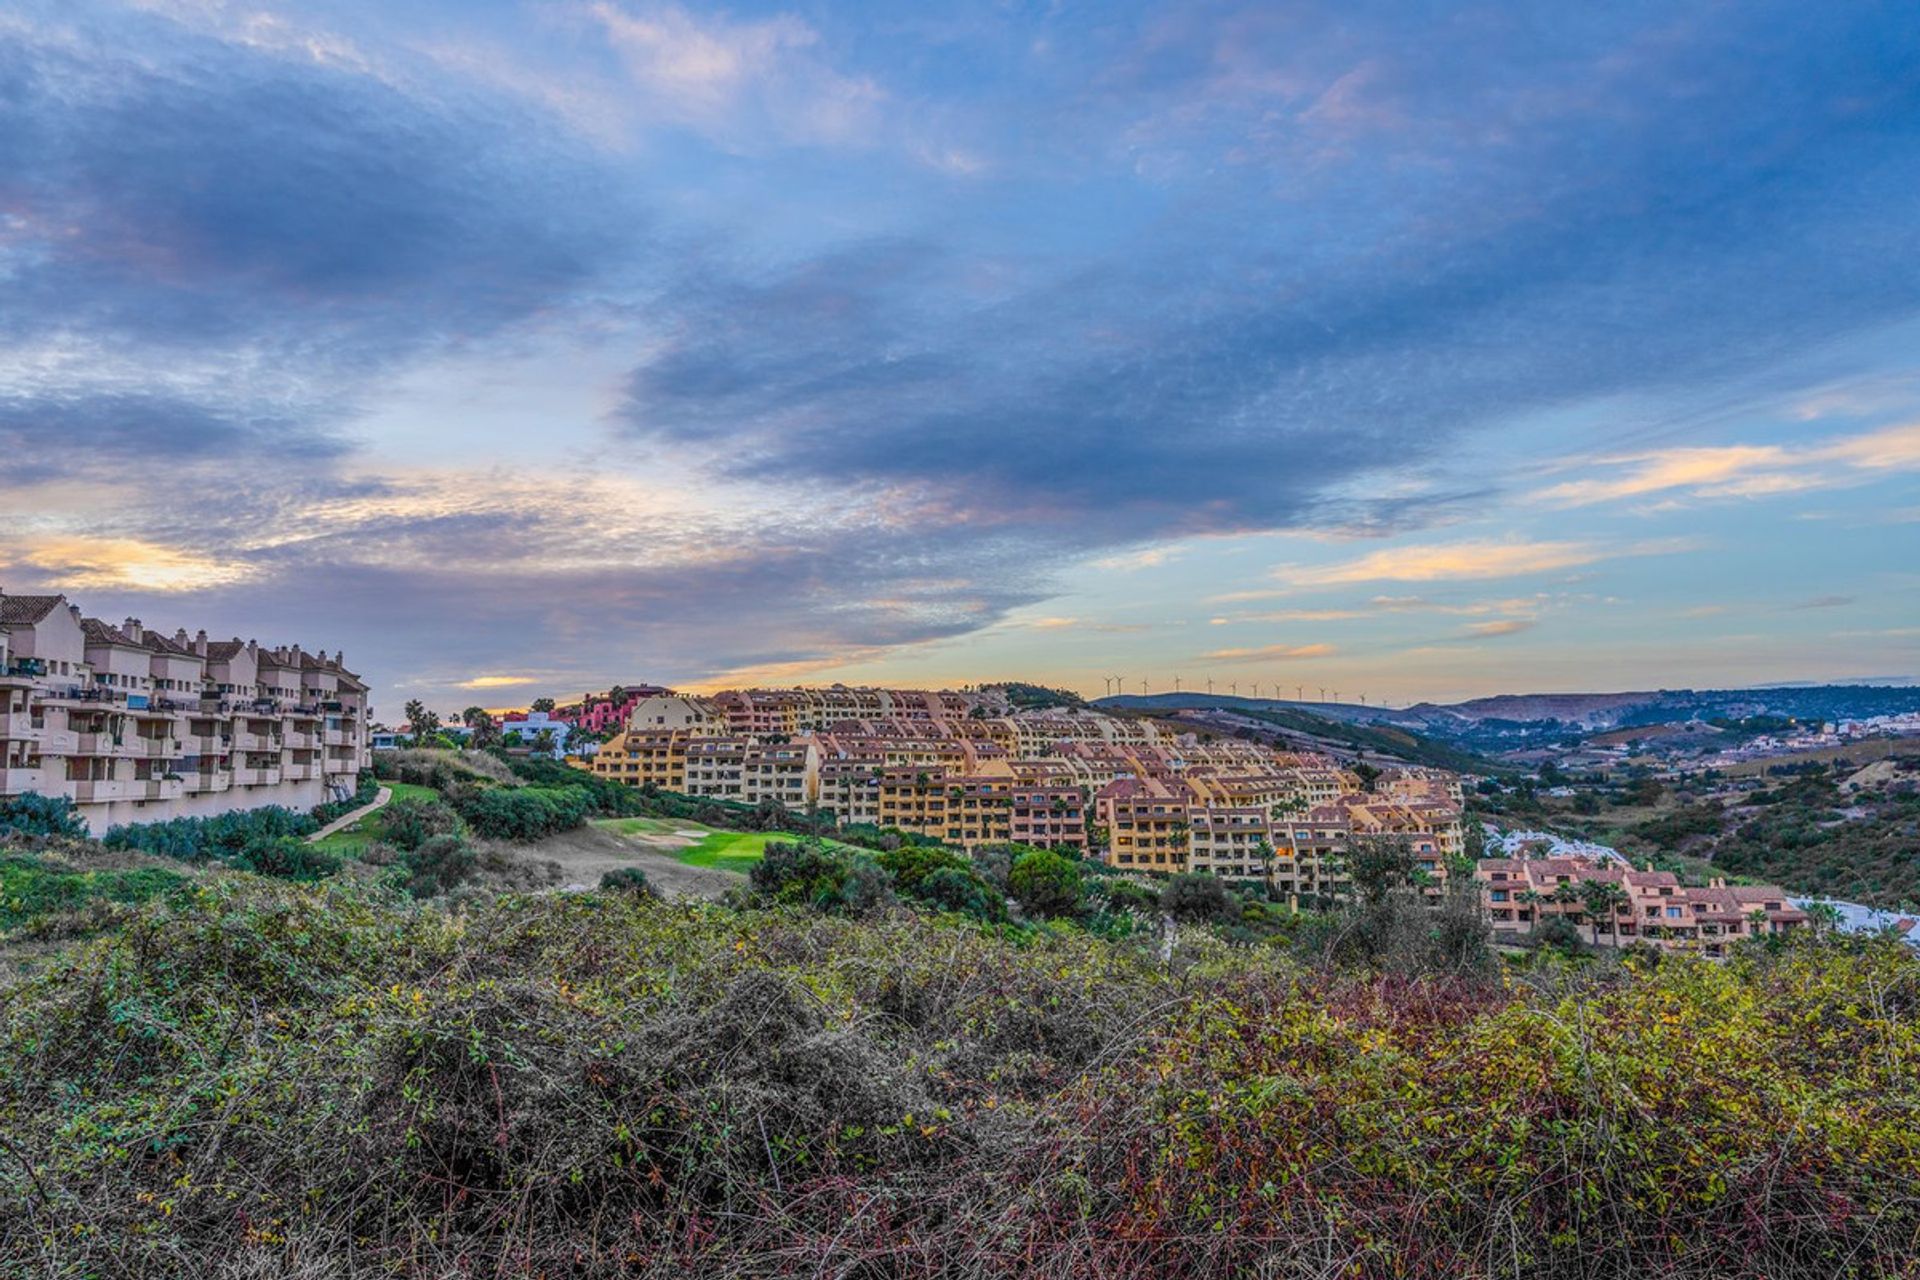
[1, 593, 371, 833]
[1477, 856, 1807, 956]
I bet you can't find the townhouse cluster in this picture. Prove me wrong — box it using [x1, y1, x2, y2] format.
[1477, 855, 1807, 956]
[1, 592, 371, 833]
[590, 687, 1466, 895]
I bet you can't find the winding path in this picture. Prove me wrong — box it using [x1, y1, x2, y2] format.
[306, 786, 392, 843]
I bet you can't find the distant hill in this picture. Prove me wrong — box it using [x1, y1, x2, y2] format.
[1099, 684, 1920, 755]
[1099, 696, 1508, 774]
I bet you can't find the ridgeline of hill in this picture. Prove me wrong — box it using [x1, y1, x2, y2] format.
[1099, 695, 1507, 774]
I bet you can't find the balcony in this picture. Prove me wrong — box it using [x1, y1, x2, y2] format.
[284, 730, 316, 750]
[231, 730, 269, 751]
[0, 712, 49, 741]
[282, 761, 320, 781]
[72, 778, 136, 803]
[135, 737, 181, 758]
[233, 766, 283, 787]
[139, 778, 187, 802]
[190, 770, 232, 794]
[0, 766, 48, 794]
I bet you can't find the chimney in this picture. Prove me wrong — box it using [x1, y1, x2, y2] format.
[193, 630, 208, 657]
[123, 618, 143, 643]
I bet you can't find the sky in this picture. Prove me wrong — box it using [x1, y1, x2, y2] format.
[2, 0, 1918, 715]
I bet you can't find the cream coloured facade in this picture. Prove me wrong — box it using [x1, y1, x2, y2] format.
[1, 593, 372, 833]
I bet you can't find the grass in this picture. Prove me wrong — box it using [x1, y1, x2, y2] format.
[312, 781, 442, 854]
[592, 818, 862, 874]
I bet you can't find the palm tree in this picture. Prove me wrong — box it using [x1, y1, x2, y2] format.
[1578, 879, 1630, 946]
[1253, 836, 1277, 899]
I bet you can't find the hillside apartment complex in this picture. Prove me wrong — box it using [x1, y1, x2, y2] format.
[1, 592, 371, 833]
[1477, 855, 1808, 957]
[589, 688, 1464, 898]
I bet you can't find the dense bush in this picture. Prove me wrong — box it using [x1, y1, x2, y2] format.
[0, 853, 186, 930]
[1161, 871, 1232, 921]
[2, 881, 1916, 1278]
[875, 844, 1005, 921]
[102, 805, 319, 865]
[1008, 848, 1083, 919]
[398, 834, 478, 899]
[452, 786, 593, 842]
[598, 866, 655, 896]
[381, 797, 463, 851]
[0, 792, 89, 839]
[230, 836, 341, 882]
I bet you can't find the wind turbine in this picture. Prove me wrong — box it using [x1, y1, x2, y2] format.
[1205, 677, 1214, 697]
[1140, 677, 1148, 695]
[1318, 686, 1327, 703]
[1333, 690, 1341, 704]
[1173, 675, 1182, 693]
[1296, 684, 1304, 702]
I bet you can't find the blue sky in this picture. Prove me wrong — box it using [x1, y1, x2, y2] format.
[2, 0, 1917, 712]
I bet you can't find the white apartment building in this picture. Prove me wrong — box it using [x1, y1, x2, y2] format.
[1, 593, 372, 833]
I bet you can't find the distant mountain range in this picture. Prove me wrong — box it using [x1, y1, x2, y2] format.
[1096, 682, 1920, 755]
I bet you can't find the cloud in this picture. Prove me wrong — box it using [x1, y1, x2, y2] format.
[1462, 619, 1536, 637]
[585, 2, 884, 148]
[1541, 422, 1920, 507]
[1280, 540, 1606, 586]
[1789, 595, 1855, 610]
[457, 675, 539, 689]
[1201, 642, 1338, 664]
[3, 536, 254, 593]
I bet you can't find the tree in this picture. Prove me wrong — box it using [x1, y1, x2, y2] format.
[531, 697, 556, 714]
[402, 700, 440, 745]
[532, 727, 556, 756]
[1351, 761, 1383, 793]
[1253, 836, 1277, 898]
[1803, 900, 1844, 937]
[1578, 878, 1630, 945]
[1162, 872, 1231, 922]
[1008, 848, 1083, 919]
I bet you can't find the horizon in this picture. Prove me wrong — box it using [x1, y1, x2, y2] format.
[4, 0, 1918, 709]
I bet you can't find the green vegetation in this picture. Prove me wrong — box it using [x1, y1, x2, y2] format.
[1, 876, 1914, 1277]
[984, 680, 1087, 712]
[308, 769, 378, 826]
[0, 853, 186, 932]
[1235, 706, 1510, 775]
[0, 793, 88, 840]
[311, 781, 444, 855]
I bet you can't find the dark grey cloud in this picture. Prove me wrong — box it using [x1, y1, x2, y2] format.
[0, 392, 346, 486]
[619, 0, 1920, 550]
[0, 4, 634, 399]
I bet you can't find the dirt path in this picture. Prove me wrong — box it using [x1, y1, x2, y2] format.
[307, 787, 392, 843]
[509, 824, 742, 900]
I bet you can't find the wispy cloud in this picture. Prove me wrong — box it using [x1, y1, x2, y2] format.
[1202, 642, 1338, 664]
[1540, 422, 1920, 507]
[1279, 540, 1607, 586]
[457, 674, 538, 689]
[1463, 618, 1536, 637]
[1788, 594, 1855, 611]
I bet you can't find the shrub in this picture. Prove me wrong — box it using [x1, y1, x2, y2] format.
[231, 837, 341, 882]
[453, 786, 592, 842]
[1008, 848, 1083, 919]
[399, 835, 478, 899]
[1161, 872, 1232, 922]
[0, 854, 187, 930]
[751, 839, 855, 908]
[103, 806, 318, 864]
[598, 866, 655, 896]
[913, 866, 1003, 921]
[0, 792, 88, 840]
[382, 798, 462, 852]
